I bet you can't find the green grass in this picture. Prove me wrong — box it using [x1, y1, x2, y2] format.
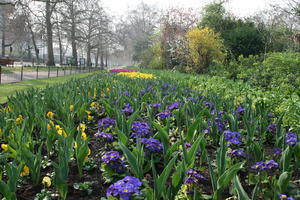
[1, 66, 79, 74]
[0, 71, 101, 103]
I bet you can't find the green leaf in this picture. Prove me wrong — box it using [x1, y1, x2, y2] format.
[277, 172, 291, 193]
[234, 175, 250, 200]
[119, 143, 140, 178]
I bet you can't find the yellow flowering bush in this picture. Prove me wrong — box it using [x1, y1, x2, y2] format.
[117, 72, 156, 79]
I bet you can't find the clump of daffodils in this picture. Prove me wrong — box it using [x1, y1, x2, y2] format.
[117, 72, 156, 79]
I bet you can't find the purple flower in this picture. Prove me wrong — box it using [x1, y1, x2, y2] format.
[167, 102, 180, 110]
[156, 110, 172, 120]
[251, 160, 279, 170]
[279, 194, 294, 200]
[139, 138, 163, 153]
[203, 101, 214, 110]
[123, 90, 130, 96]
[149, 103, 161, 109]
[187, 97, 197, 103]
[106, 176, 142, 199]
[223, 130, 242, 146]
[98, 117, 115, 131]
[268, 113, 274, 118]
[265, 160, 279, 169]
[235, 106, 245, 116]
[95, 132, 114, 141]
[286, 132, 297, 146]
[184, 168, 206, 184]
[131, 121, 151, 138]
[122, 103, 133, 115]
[140, 89, 146, 96]
[102, 151, 125, 172]
[273, 147, 282, 155]
[204, 128, 210, 134]
[266, 124, 276, 134]
[227, 149, 246, 157]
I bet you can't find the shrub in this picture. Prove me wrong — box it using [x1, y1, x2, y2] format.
[186, 27, 225, 73]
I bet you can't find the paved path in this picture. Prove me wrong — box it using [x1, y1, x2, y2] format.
[0, 69, 91, 84]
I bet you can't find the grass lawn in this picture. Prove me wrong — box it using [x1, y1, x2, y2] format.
[0, 71, 101, 103]
[1, 66, 79, 74]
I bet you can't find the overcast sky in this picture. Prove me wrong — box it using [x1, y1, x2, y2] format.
[102, 0, 281, 18]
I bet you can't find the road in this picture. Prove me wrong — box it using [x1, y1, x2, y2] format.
[0, 69, 91, 84]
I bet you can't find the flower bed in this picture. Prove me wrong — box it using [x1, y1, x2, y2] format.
[109, 69, 138, 73]
[0, 71, 299, 200]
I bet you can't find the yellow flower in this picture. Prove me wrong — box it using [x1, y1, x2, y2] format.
[88, 115, 93, 121]
[117, 72, 156, 79]
[46, 112, 54, 119]
[74, 142, 78, 148]
[47, 124, 51, 131]
[90, 102, 96, 107]
[77, 124, 86, 132]
[16, 115, 23, 125]
[85, 110, 91, 115]
[42, 176, 52, 187]
[101, 92, 105, 97]
[57, 128, 63, 135]
[106, 88, 110, 92]
[63, 131, 68, 138]
[81, 132, 87, 140]
[20, 165, 29, 176]
[55, 125, 61, 130]
[1, 144, 9, 151]
[69, 105, 74, 112]
[84, 148, 91, 162]
[4, 106, 12, 112]
[49, 120, 54, 126]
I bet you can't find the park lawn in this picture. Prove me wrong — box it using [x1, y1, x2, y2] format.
[0, 71, 101, 103]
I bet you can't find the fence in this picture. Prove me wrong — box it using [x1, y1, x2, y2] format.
[0, 65, 100, 84]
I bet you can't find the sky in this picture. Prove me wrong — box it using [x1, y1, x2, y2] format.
[102, 0, 279, 18]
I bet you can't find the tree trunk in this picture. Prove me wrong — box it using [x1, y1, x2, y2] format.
[57, 25, 63, 65]
[1, 12, 6, 56]
[100, 50, 104, 69]
[28, 19, 40, 64]
[70, 4, 77, 66]
[86, 42, 91, 67]
[46, 2, 55, 66]
[105, 49, 108, 67]
[95, 47, 100, 66]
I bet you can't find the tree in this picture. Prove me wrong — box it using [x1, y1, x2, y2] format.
[186, 27, 225, 73]
[199, 1, 264, 58]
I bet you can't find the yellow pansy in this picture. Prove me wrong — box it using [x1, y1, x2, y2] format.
[90, 102, 96, 107]
[69, 105, 74, 112]
[85, 110, 91, 115]
[77, 124, 86, 132]
[46, 112, 54, 119]
[1, 144, 9, 151]
[42, 176, 52, 187]
[47, 124, 51, 131]
[81, 132, 87, 140]
[88, 115, 93, 121]
[55, 125, 61, 131]
[16, 115, 23, 125]
[20, 165, 29, 176]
